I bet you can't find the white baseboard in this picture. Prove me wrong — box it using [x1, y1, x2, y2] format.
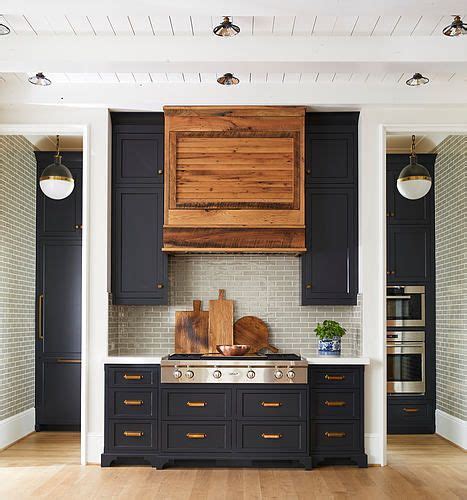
[436, 409, 467, 450]
[0, 408, 35, 450]
[365, 433, 382, 465]
[86, 432, 104, 464]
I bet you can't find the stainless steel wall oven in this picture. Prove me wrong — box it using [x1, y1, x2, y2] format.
[387, 331, 425, 394]
[387, 285, 425, 327]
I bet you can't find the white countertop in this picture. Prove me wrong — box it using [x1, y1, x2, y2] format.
[104, 353, 369, 365]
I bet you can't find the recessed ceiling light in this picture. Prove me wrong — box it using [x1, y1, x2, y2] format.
[442, 15, 467, 36]
[28, 72, 52, 86]
[0, 21, 10, 35]
[217, 73, 240, 85]
[213, 16, 240, 37]
[405, 73, 429, 87]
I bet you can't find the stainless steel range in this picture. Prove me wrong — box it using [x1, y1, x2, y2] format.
[161, 353, 308, 384]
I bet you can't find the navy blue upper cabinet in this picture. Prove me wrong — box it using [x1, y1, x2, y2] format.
[302, 113, 359, 306]
[111, 113, 168, 305]
[386, 154, 435, 225]
[35, 152, 83, 238]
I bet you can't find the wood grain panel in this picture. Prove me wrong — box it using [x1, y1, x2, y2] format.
[208, 289, 234, 353]
[174, 300, 209, 354]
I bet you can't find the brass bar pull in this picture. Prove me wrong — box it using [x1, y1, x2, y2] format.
[325, 400, 347, 407]
[123, 431, 144, 437]
[57, 359, 81, 364]
[261, 433, 283, 439]
[261, 402, 282, 408]
[124, 399, 143, 406]
[324, 374, 345, 381]
[325, 432, 346, 438]
[186, 401, 207, 407]
[186, 433, 207, 439]
[38, 294, 44, 340]
[403, 407, 420, 413]
[123, 374, 143, 380]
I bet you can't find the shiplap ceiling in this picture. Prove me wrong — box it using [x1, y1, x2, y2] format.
[0, 14, 464, 37]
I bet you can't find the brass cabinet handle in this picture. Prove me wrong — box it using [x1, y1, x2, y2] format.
[186, 401, 207, 407]
[403, 407, 420, 413]
[186, 433, 207, 439]
[57, 358, 81, 363]
[261, 433, 283, 439]
[123, 431, 144, 437]
[324, 374, 345, 381]
[38, 294, 44, 340]
[74, 224, 83, 230]
[305, 283, 312, 289]
[124, 399, 143, 406]
[261, 402, 282, 408]
[306, 169, 311, 174]
[156, 283, 164, 289]
[325, 400, 346, 407]
[123, 374, 143, 380]
[157, 169, 163, 175]
[325, 432, 346, 438]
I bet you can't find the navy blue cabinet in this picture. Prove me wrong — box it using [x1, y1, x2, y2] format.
[35, 152, 82, 430]
[111, 113, 168, 305]
[302, 113, 359, 305]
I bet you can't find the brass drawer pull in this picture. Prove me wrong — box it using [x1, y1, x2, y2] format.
[403, 407, 420, 413]
[324, 374, 345, 381]
[57, 358, 81, 363]
[325, 400, 347, 407]
[123, 431, 144, 437]
[156, 283, 164, 289]
[261, 402, 282, 408]
[123, 374, 143, 380]
[186, 401, 207, 407]
[123, 399, 143, 406]
[261, 433, 283, 439]
[186, 433, 207, 439]
[325, 432, 346, 438]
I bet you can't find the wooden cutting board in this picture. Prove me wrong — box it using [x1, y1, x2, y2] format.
[233, 316, 279, 354]
[175, 300, 209, 353]
[208, 289, 234, 353]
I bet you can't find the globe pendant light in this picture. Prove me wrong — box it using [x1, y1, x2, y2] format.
[213, 16, 240, 37]
[397, 135, 432, 200]
[28, 72, 52, 86]
[39, 135, 75, 200]
[442, 15, 467, 36]
[217, 73, 240, 85]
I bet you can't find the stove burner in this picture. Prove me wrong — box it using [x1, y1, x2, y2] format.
[167, 353, 301, 361]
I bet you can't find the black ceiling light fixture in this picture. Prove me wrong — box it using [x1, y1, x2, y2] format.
[442, 15, 467, 36]
[405, 73, 429, 86]
[0, 17, 10, 35]
[28, 72, 52, 86]
[217, 73, 240, 85]
[213, 16, 240, 37]
[397, 135, 432, 200]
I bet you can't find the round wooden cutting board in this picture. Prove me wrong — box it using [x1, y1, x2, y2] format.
[233, 316, 279, 354]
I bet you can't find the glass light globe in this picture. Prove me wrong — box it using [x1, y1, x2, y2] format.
[396, 157, 432, 200]
[39, 155, 75, 200]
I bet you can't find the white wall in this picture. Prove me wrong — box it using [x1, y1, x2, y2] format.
[1, 103, 466, 465]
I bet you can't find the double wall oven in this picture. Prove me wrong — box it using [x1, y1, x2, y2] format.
[387, 286, 426, 395]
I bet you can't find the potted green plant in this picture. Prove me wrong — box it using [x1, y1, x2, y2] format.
[314, 320, 346, 355]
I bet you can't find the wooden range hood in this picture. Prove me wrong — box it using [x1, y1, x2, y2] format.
[162, 106, 306, 254]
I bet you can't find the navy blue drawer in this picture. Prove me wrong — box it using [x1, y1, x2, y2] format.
[311, 421, 360, 451]
[108, 366, 157, 387]
[107, 420, 156, 452]
[162, 389, 231, 419]
[161, 422, 231, 452]
[110, 389, 156, 418]
[237, 422, 307, 453]
[237, 390, 306, 420]
[310, 367, 360, 388]
[311, 390, 360, 419]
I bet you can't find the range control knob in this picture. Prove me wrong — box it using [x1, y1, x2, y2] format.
[274, 369, 284, 379]
[246, 370, 256, 379]
[173, 369, 182, 379]
[185, 370, 194, 379]
[287, 370, 296, 379]
[212, 370, 222, 379]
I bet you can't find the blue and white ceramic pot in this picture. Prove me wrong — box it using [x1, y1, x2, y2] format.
[318, 337, 341, 355]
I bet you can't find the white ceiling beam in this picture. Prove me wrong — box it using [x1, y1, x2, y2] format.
[2, 0, 466, 16]
[1, 79, 466, 109]
[1, 36, 465, 74]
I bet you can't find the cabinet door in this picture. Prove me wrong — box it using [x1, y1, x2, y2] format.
[386, 168, 432, 225]
[36, 359, 81, 426]
[37, 240, 82, 355]
[112, 187, 167, 304]
[305, 132, 355, 185]
[114, 133, 164, 184]
[36, 156, 83, 238]
[302, 188, 357, 305]
[387, 226, 432, 282]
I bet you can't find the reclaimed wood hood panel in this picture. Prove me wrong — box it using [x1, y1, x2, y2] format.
[163, 106, 306, 253]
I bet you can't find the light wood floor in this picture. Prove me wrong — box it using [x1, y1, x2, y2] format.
[0, 433, 466, 499]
